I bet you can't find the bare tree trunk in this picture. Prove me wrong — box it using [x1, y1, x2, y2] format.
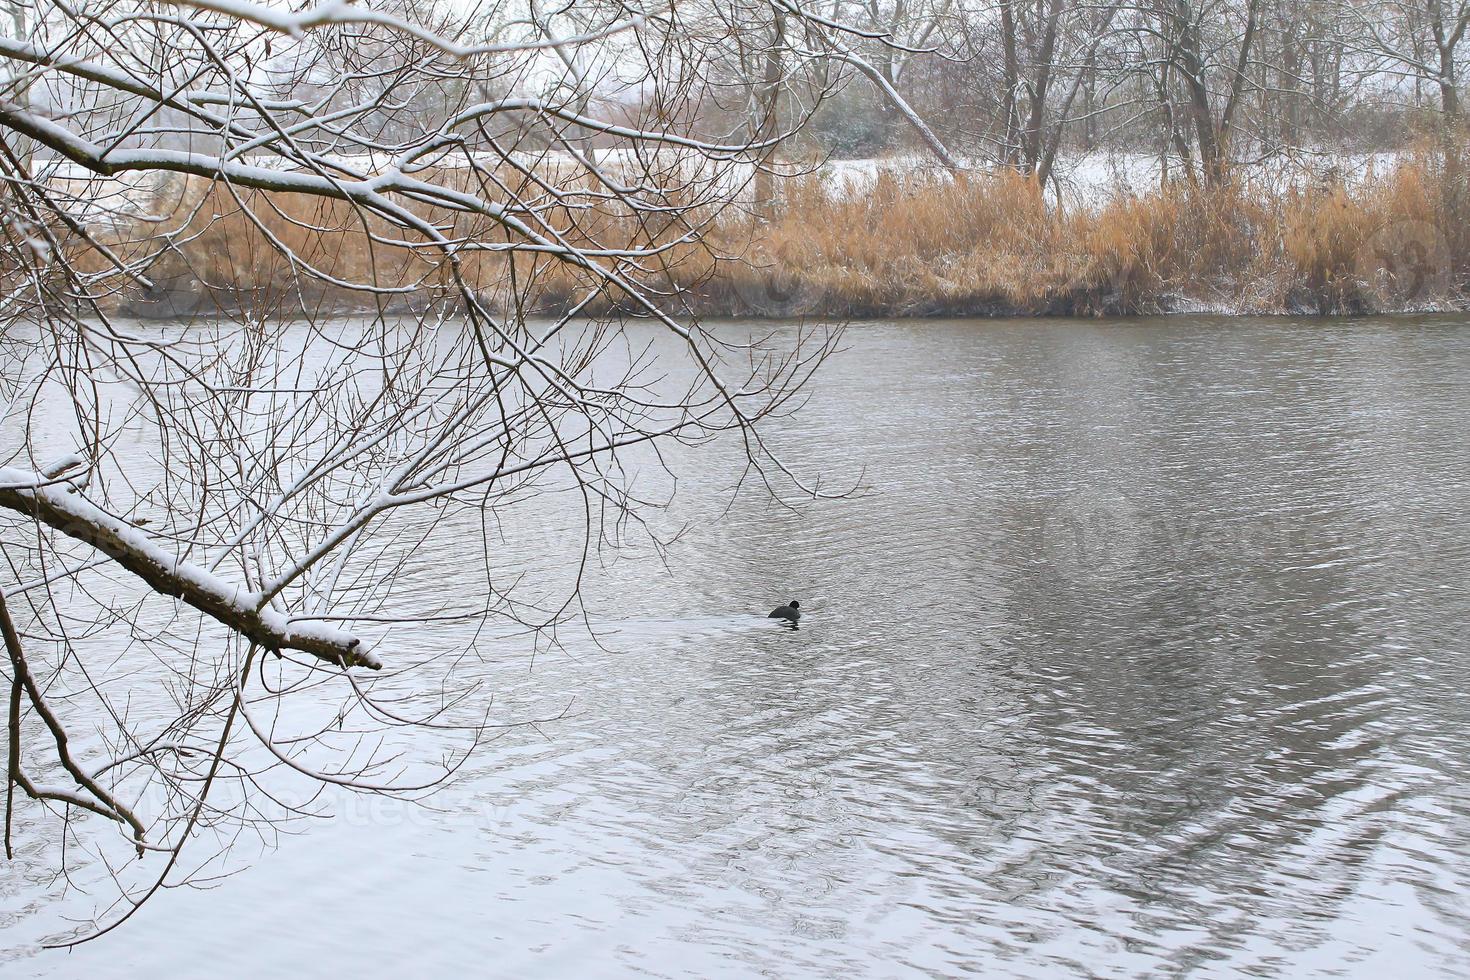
[1020, 0, 1063, 179]
[754, 11, 787, 220]
[1167, 0, 1260, 186]
[1175, 10, 1223, 183]
[999, 0, 1022, 168]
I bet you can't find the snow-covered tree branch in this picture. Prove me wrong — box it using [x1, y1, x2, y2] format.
[0, 0, 845, 942]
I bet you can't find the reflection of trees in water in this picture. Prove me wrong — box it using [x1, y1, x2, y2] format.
[939, 323, 1470, 967]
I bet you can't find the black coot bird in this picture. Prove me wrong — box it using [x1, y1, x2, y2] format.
[768, 599, 801, 623]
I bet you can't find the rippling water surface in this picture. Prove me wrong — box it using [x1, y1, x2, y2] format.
[8, 315, 1470, 977]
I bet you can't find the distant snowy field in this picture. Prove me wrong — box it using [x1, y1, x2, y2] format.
[818, 150, 1406, 205]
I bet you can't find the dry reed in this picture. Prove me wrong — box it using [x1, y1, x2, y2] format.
[64, 143, 1470, 319]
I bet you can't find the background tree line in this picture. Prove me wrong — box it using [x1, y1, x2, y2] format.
[675, 0, 1470, 189]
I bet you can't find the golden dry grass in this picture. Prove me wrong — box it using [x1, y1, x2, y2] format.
[61, 143, 1470, 318]
[710, 154, 1464, 317]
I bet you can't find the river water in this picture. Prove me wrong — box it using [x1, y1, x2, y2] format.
[6, 315, 1470, 977]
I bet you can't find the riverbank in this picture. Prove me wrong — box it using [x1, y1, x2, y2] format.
[90, 145, 1470, 320]
[704, 152, 1469, 318]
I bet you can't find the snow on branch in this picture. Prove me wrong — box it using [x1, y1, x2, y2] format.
[0, 468, 379, 670]
[160, 0, 645, 59]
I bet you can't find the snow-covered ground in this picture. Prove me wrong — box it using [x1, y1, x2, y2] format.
[816, 149, 1407, 205]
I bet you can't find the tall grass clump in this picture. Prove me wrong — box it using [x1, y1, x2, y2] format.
[709, 171, 1083, 316]
[707, 171, 1291, 316]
